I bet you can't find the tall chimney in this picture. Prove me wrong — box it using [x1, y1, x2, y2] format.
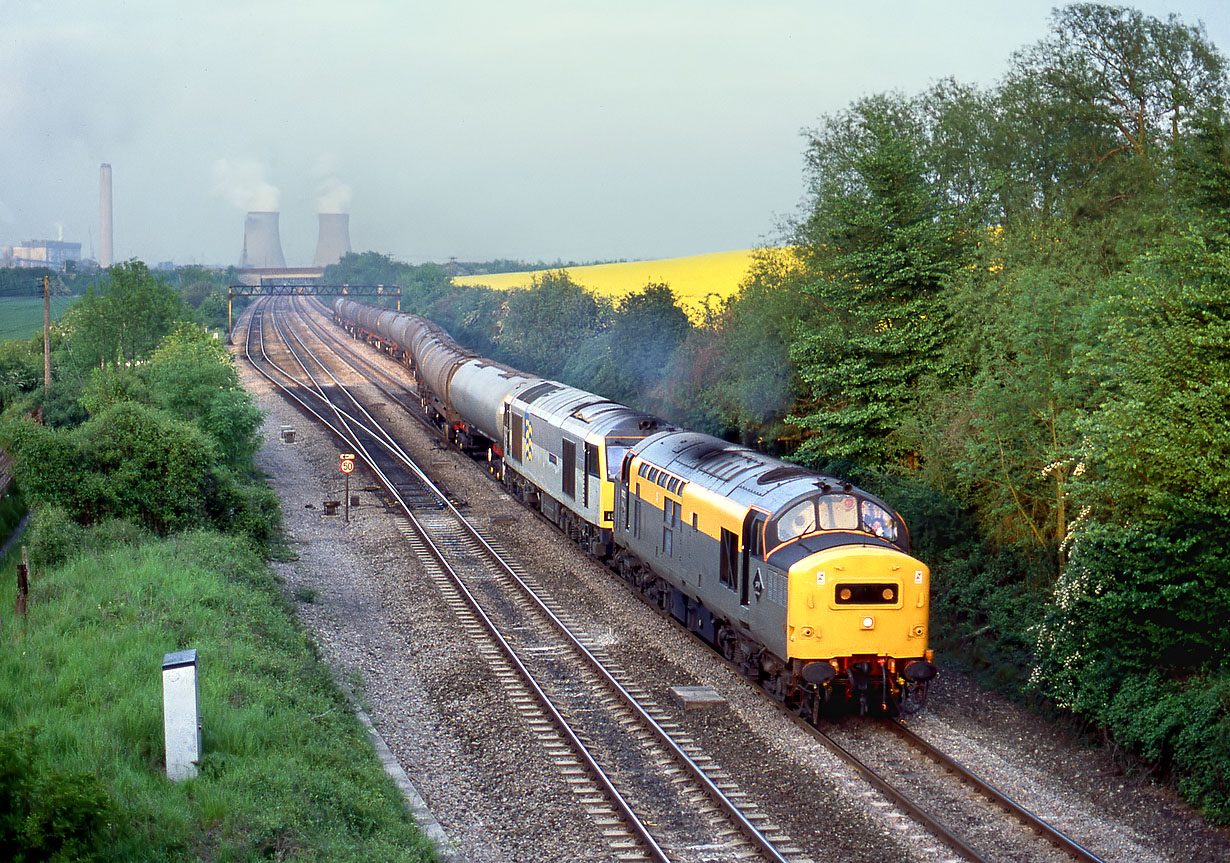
[240, 211, 286, 268]
[313, 213, 351, 267]
[99, 163, 113, 268]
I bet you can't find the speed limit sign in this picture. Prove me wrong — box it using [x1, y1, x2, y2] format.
[340, 453, 355, 474]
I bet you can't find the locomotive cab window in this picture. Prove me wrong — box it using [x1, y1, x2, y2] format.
[775, 499, 816, 542]
[767, 493, 870, 548]
[860, 500, 898, 542]
[818, 494, 859, 530]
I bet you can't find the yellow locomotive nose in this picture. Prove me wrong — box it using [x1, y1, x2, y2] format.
[785, 546, 930, 663]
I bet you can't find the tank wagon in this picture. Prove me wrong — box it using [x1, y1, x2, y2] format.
[334, 299, 937, 714]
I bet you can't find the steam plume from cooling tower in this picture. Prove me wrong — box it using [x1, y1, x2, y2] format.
[316, 176, 352, 215]
[212, 158, 280, 213]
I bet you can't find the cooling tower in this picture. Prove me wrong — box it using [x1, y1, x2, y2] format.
[313, 213, 351, 267]
[99, 164, 113, 268]
[239, 211, 286, 269]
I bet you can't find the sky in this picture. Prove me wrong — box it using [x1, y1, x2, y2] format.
[3, 1, 1229, 268]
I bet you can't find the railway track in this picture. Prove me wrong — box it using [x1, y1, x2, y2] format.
[240, 296, 1117, 863]
[243, 297, 810, 863]
[803, 718, 1107, 863]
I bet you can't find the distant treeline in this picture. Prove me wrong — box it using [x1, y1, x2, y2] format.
[328, 4, 1230, 825]
[448, 257, 632, 277]
[0, 267, 90, 297]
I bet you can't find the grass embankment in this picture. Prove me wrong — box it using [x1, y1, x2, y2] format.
[0, 530, 436, 862]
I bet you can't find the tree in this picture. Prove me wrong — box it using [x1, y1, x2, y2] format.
[143, 325, 264, 466]
[1001, 3, 1228, 252]
[609, 282, 692, 395]
[63, 261, 185, 370]
[497, 270, 605, 380]
[663, 248, 807, 445]
[789, 92, 974, 472]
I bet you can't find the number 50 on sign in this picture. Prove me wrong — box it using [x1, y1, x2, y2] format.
[340, 454, 355, 474]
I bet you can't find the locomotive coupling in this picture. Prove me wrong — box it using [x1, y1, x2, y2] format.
[904, 660, 938, 682]
[801, 660, 837, 685]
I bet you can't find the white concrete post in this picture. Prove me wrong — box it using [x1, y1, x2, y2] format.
[162, 649, 201, 780]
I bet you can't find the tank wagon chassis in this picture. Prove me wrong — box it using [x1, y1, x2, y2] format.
[334, 300, 938, 717]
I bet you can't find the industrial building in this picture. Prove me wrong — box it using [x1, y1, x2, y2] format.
[1, 239, 82, 271]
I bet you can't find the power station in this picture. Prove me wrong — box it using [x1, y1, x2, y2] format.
[313, 213, 351, 267]
[100, 163, 113, 269]
[240, 211, 287, 269]
[233, 209, 354, 286]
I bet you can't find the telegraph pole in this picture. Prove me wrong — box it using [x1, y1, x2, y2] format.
[43, 275, 51, 388]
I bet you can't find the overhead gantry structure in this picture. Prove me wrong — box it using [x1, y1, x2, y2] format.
[226, 282, 401, 343]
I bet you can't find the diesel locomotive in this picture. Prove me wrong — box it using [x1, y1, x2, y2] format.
[334, 298, 938, 715]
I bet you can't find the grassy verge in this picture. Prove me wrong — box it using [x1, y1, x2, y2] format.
[0, 529, 436, 862]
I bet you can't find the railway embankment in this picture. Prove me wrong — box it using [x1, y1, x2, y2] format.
[0, 322, 439, 861]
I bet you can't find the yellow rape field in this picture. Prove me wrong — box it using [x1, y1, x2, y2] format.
[453, 249, 767, 318]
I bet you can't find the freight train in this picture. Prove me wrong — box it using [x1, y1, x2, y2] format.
[334, 298, 938, 715]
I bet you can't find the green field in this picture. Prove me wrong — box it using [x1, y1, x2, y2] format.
[0, 296, 76, 341]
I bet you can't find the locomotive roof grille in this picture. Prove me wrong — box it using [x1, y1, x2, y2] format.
[518, 381, 561, 404]
[757, 465, 814, 485]
[698, 453, 761, 481]
[570, 400, 618, 422]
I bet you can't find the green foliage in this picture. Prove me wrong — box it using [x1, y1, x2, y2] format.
[325, 252, 453, 317]
[0, 335, 42, 409]
[143, 325, 264, 466]
[1077, 231, 1230, 522]
[204, 468, 281, 550]
[1102, 671, 1230, 823]
[0, 726, 119, 862]
[559, 282, 693, 412]
[1032, 520, 1230, 713]
[497, 270, 605, 381]
[24, 506, 150, 569]
[81, 365, 149, 416]
[4, 402, 214, 535]
[24, 507, 86, 568]
[0, 532, 435, 861]
[62, 261, 185, 371]
[658, 248, 805, 443]
[789, 92, 974, 471]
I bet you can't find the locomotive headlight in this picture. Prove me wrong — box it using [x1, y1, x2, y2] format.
[861, 616, 875, 630]
[912, 625, 925, 637]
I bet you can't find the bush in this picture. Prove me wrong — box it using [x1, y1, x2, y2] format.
[205, 468, 282, 552]
[0, 726, 119, 862]
[5, 402, 216, 536]
[1103, 671, 1230, 824]
[25, 507, 85, 568]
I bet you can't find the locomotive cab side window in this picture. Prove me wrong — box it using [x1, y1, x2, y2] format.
[719, 528, 738, 589]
